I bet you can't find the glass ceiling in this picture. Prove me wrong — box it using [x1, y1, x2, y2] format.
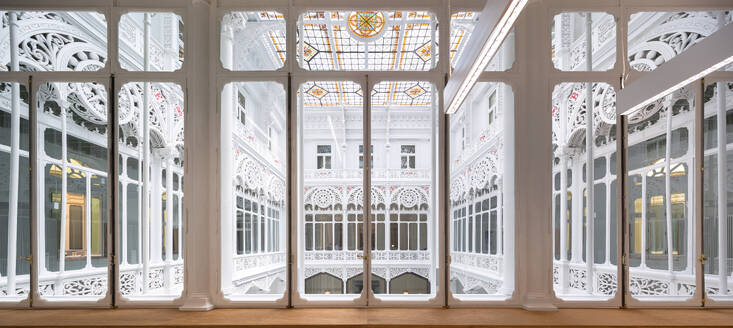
[296, 11, 437, 71]
[242, 11, 481, 72]
[300, 81, 433, 108]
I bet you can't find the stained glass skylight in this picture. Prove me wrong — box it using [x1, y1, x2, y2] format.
[296, 11, 438, 71]
[371, 81, 433, 107]
[301, 81, 363, 107]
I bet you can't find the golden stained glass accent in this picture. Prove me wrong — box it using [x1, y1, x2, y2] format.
[415, 42, 432, 61]
[307, 85, 328, 99]
[347, 11, 386, 39]
[405, 84, 427, 99]
[303, 42, 318, 61]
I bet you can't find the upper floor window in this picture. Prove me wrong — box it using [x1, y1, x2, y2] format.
[488, 90, 497, 125]
[237, 91, 246, 127]
[401, 145, 416, 169]
[359, 145, 373, 169]
[317, 145, 332, 169]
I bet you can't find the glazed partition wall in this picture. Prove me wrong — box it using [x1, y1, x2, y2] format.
[1, 0, 733, 310]
[0, 3, 189, 307]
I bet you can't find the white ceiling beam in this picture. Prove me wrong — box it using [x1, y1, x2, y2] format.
[617, 22, 733, 116]
[443, 0, 527, 114]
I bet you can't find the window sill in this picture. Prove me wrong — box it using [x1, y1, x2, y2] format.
[2, 308, 733, 327]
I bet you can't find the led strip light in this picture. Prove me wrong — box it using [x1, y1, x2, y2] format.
[445, 0, 527, 115]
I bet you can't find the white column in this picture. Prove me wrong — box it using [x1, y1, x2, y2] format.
[56, 90, 69, 295]
[717, 80, 729, 294]
[5, 11, 20, 296]
[151, 157, 163, 264]
[664, 97, 674, 273]
[571, 161, 582, 263]
[641, 174, 647, 268]
[605, 179, 611, 265]
[497, 179, 503, 255]
[121, 178, 128, 265]
[559, 151, 569, 292]
[85, 174, 92, 269]
[165, 157, 174, 290]
[179, 0, 214, 310]
[220, 22, 235, 292]
[584, 12, 595, 293]
[141, 12, 152, 295]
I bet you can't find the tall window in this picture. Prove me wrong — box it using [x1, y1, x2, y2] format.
[449, 82, 513, 298]
[317, 145, 332, 170]
[400, 145, 416, 169]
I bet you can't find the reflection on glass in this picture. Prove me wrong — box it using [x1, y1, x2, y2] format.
[625, 84, 694, 298]
[38, 82, 109, 300]
[0, 82, 30, 301]
[703, 81, 733, 299]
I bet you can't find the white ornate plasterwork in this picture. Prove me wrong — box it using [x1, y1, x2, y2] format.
[305, 186, 343, 209]
[234, 148, 286, 203]
[629, 276, 670, 296]
[451, 269, 501, 294]
[63, 275, 107, 296]
[595, 272, 617, 296]
[390, 186, 429, 208]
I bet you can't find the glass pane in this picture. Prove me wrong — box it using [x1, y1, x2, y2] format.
[450, 12, 514, 71]
[0, 82, 30, 301]
[449, 82, 513, 298]
[298, 11, 437, 71]
[118, 82, 184, 299]
[119, 12, 184, 72]
[371, 81, 436, 299]
[299, 81, 363, 299]
[625, 84, 694, 299]
[552, 12, 616, 71]
[221, 12, 285, 70]
[703, 81, 733, 300]
[38, 82, 108, 300]
[222, 82, 287, 300]
[552, 82, 618, 299]
[628, 11, 731, 72]
[1, 11, 108, 71]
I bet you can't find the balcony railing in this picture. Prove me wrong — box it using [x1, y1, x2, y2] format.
[304, 168, 431, 180]
[0, 261, 183, 298]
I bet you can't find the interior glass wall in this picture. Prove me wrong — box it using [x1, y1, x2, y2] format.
[703, 80, 733, 300]
[220, 82, 287, 299]
[38, 81, 109, 300]
[552, 82, 618, 300]
[0, 82, 30, 301]
[449, 82, 514, 299]
[117, 82, 184, 299]
[369, 81, 437, 299]
[625, 85, 695, 299]
[298, 80, 364, 299]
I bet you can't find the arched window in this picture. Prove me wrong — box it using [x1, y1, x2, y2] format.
[388, 187, 429, 251]
[389, 272, 429, 294]
[305, 272, 343, 295]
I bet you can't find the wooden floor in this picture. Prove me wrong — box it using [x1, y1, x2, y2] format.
[1, 308, 733, 327]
